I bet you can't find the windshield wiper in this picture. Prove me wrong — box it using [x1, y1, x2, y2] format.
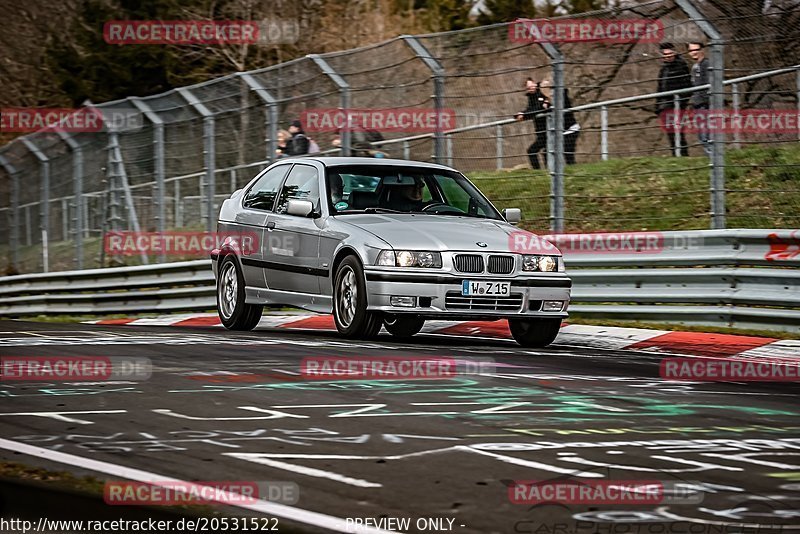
[363, 207, 404, 214]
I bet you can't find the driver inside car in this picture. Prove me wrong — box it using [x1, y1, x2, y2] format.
[385, 178, 426, 211]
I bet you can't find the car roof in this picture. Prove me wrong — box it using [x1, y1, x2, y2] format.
[277, 156, 458, 172]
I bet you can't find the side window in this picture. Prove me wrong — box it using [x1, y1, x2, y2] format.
[276, 165, 320, 215]
[243, 165, 290, 211]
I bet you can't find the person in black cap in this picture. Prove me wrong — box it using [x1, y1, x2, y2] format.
[655, 42, 691, 156]
[284, 119, 310, 156]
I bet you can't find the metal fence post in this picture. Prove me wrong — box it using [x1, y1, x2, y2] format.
[541, 42, 565, 233]
[403, 141, 410, 160]
[676, 0, 726, 229]
[445, 135, 453, 167]
[546, 113, 554, 174]
[175, 179, 183, 228]
[56, 131, 84, 269]
[107, 129, 147, 264]
[309, 55, 351, 157]
[402, 36, 445, 163]
[709, 40, 726, 229]
[61, 199, 68, 242]
[496, 124, 504, 170]
[673, 94, 681, 157]
[0, 155, 20, 271]
[796, 68, 800, 142]
[25, 207, 31, 246]
[600, 105, 609, 160]
[731, 83, 741, 149]
[105, 132, 123, 266]
[130, 98, 166, 262]
[239, 73, 278, 164]
[178, 88, 216, 233]
[21, 138, 50, 272]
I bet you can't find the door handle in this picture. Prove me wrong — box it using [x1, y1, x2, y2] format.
[266, 221, 276, 231]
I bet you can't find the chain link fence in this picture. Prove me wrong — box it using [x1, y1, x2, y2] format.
[1, 0, 799, 273]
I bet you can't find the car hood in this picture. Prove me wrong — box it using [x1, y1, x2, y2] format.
[336, 213, 559, 254]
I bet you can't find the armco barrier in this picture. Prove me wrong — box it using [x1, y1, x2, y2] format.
[0, 230, 797, 332]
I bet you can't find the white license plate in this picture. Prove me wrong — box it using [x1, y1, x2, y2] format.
[461, 280, 511, 296]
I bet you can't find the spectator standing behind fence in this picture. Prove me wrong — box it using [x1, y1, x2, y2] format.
[332, 130, 387, 158]
[655, 42, 691, 157]
[539, 79, 581, 165]
[275, 129, 290, 158]
[284, 120, 310, 156]
[688, 42, 712, 157]
[515, 78, 550, 170]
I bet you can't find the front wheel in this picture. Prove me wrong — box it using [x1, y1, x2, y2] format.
[217, 255, 263, 331]
[508, 318, 561, 348]
[383, 316, 425, 338]
[332, 256, 383, 339]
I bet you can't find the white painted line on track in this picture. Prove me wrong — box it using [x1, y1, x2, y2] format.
[0, 438, 400, 534]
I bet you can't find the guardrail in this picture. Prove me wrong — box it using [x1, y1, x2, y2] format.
[1, 230, 797, 332]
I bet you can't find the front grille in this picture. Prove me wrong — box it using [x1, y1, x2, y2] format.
[487, 255, 515, 274]
[453, 254, 484, 273]
[445, 292, 523, 311]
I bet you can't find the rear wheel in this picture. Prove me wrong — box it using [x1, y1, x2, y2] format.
[508, 318, 561, 348]
[217, 255, 263, 331]
[384, 316, 425, 338]
[333, 256, 383, 338]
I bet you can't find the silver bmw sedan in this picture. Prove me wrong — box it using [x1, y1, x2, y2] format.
[211, 157, 571, 347]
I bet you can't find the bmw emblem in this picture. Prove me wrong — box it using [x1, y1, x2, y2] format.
[476, 242, 488, 247]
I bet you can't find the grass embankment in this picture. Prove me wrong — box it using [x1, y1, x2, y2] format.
[469, 143, 800, 232]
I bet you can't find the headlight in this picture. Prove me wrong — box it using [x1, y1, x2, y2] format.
[376, 250, 442, 268]
[416, 251, 437, 268]
[522, 255, 559, 272]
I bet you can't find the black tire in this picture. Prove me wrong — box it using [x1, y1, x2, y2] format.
[384, 316, 425, 338]
[217, 255, 263, 331]
[508, 318, 561, 348]
[332, 256, 383, 338]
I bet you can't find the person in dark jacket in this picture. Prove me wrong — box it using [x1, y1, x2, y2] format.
[540, 79, 581, 165]
[688, 42, 712, 157]
[655, 42, 691, 156]
[515, 78, 550, 170]
[284, 120, 310, 156]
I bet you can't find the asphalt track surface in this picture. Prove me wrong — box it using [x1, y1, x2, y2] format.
[1, 319, 799, 534]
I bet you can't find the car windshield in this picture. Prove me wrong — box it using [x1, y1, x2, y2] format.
[325, 165, 503, 220]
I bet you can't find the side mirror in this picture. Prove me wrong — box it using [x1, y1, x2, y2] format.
[286, 199, 314, 217]
[503, 208, 521, 225]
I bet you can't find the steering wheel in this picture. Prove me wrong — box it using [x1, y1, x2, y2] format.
[421, 202, 465, 214]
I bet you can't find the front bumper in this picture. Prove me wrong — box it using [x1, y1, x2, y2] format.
[363, 269, 571, 320]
